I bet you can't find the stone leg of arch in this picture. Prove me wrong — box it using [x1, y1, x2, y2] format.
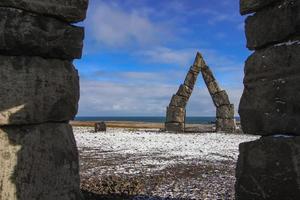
[200, 65, 236, 132]
[165, 52, 205, 132]
[0, 1, 88, 199]
[236, 0, 300, 199]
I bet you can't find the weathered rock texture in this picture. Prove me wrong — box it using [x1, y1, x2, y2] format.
[236, 136, 300, 199]
[239, 43, 300, 135]
[201, 65, 236, 132]
[0, 56, 79, 125]
[0, 123, 81, 200]
[240, 0, 281, 15]
[0, 0, 89, 23]
[0, 7, 84, 60]
[245, 0, 300, 50]
[0, 1, 88, 199]
[237, 0, 300, 199]
[165, 52, 204, 132]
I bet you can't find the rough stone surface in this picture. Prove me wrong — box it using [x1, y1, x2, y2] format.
[176, 84, 192, 98]
[0, 56, 79, 125]
[216, 118, 236, 132]
[165, 122, 185, 132]
[165, 52, 206, 132]
[0, 7, 84, 60]
[206, 81, 221, 96]
[240, 0, 281, 15]
[236, 136, 300, 200]
[239, 43, 300, 135]
[184, 71, 198, 90]
[166, 106, 185, 123]
[212, 91, 230, 108]
[201, 65, 215, 84]
[169, 95, 188, 108]
[217, 104, 235, 119]
[0, 0, 89, 23]
[245, 0, 300, 50]
[0, 123, 81, 200]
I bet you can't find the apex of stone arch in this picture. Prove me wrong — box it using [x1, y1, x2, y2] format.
[191, 52, 206, 73]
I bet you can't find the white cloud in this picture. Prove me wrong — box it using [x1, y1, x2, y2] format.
[78, 79, 243, 117]
[136, 47, 197, 66]
[86, 1, 169, 48]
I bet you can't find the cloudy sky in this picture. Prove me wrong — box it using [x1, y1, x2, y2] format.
[74, 0, 250, 117]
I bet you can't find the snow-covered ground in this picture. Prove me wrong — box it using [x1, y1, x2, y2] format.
[74, 127, 258, 175]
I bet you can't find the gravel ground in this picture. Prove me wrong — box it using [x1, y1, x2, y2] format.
[74, 127, 259, 200]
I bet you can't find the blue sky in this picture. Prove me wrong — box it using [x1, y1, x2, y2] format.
[75, 0, 250, 117]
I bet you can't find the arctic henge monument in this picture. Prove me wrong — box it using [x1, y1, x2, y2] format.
[165, 52, 236, 132]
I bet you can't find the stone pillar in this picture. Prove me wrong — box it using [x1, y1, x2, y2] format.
[0, 1, 88, 200]
[165, 52, 205, 132]
[236, 0, 300, 199]
[200, 65, 236, 132]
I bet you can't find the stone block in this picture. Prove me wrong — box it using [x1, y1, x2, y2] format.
[212, 90, 230, 107]
[201, 65, 215, 84]
[217, 104, 235, 119]
[184, 71, 198, 90]
[165, 122, 185, 132]
[166, 106, 185, 123]
[240, 0, 281, 15]
[236, 136, 300, 200]
[176, 84, 192, 98]
[206, 80, 221, 96]
[0, 7, 84, 60]
[169, 95, 188, 108]
[239, 43, 300, 135]
[0, 0, 89, 23]
[216, 118, 236, 132]
[0, 56, 79, 125]
[245, 0, 300, 50]
[0, 123, 81, 200]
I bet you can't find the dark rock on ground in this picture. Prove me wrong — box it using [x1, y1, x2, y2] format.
[95, 122, 107, 132]
[0, 123, 81, 200]
[0, 7, 84, 60]
[236, 136, 300, 200]
[0, 0, 89, 23]
[0, 56, 79, 125]
[245, 0, 300, 50]
[240, 0, 281, 15]
[239, 42, 300, 135]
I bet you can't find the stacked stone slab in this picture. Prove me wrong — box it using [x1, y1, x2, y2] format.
[200, 65, 236, 132]
[165, 52, 205, 132]
[236, 0, 300, 199]
[0, 1, 88, 200]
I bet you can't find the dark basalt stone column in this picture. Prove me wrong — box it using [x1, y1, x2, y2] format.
[0, 1, 89, 199]
[236, 0, 300, 199]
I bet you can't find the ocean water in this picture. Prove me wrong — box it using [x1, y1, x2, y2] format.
[75, 116, 240, 124]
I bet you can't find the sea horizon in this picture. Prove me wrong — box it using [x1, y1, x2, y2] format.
[75, 116, 240, 124]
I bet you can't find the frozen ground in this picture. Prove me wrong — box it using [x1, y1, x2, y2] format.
[74, 127, 259, 200]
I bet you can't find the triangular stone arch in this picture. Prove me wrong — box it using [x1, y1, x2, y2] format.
[165, 52, 236, 132]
